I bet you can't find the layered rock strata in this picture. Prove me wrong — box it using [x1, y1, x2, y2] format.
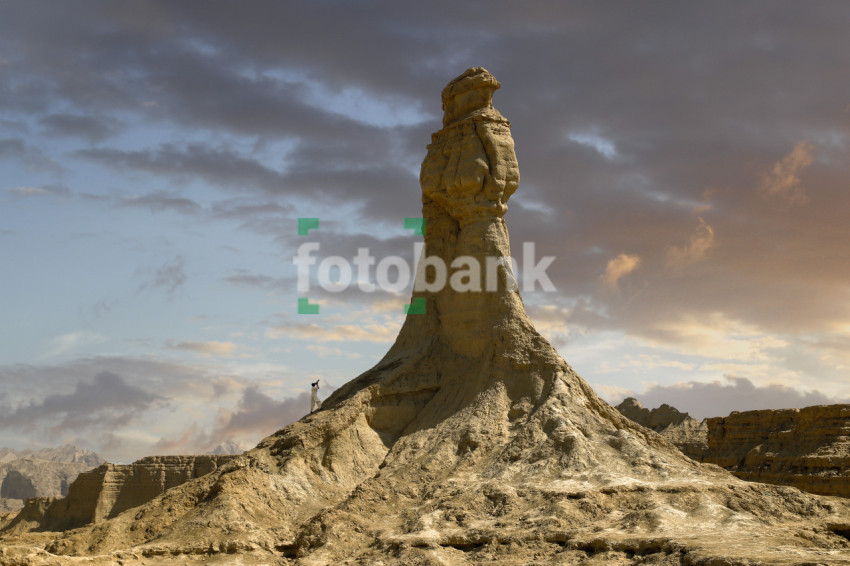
[1, 455, 236, 535]
[0, 447, 103, 514]
[617, 399, 850, 499]
[702, 405, 850, 498]
[1, 67, 850, 566]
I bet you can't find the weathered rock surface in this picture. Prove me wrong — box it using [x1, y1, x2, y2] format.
[702, 405, 850, 499]
[615, 397, 708, 460]
[0, 446, 103, 515]
[616, 397, 692, 430]
[0, 455, 237, 535]
[617, 399, 850, 500]
[2, 68, 850, 565]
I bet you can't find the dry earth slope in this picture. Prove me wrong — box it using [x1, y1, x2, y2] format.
[2, 68, 850, 565]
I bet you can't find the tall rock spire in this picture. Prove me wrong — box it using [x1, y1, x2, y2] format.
[414, 67, 527, 358]
[12, 68, 850, 566]
[421, 67, 518, 223]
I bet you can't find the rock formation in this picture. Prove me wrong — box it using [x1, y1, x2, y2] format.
[0, 446, 103, 514]
[702, 405, 850, 499]
[0, 455, 237, 546]
[615, 397, 708, 460]
[616, 397, 692, 430]
[2, 68, 850, 565]
[617, 399, 850, 500]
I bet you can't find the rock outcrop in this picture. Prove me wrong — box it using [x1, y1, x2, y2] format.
[616, 397, 692, 430]
[2, 68, 850, 565]
[701, 405, 850, 499]
[0, 446, 103, 514]
[1, 455, 237, 534]
[616, 399, 850, 500]
[615, 397, 708, 459]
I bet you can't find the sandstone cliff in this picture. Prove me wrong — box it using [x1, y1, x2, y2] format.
[0, 446, 103, 514]
[616, 399, 850, 500]
[1, 455, 237, 535]
[2, 68, 850, 566]
[701, 405, 850, 499]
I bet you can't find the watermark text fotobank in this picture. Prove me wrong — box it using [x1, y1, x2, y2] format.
[294, 218, 556, 313]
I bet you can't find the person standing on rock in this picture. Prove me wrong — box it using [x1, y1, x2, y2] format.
[310, 379, 321, 413]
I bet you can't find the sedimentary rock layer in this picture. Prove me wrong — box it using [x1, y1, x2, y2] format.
[0, 446, 103, 514]
[617, 399, 850, 499]
[701, 405, 850, 498]
[2, 455, 236, 534]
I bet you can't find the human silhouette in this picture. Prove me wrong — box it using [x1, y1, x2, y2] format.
[310, 379, 321, 413]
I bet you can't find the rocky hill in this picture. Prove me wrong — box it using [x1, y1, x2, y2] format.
[614, 397, 708, 459]
[0, 446, 103, 514]
[2, 68, 850, 565]
[616, 398, 850, 499]
[1, 455, 237, 535]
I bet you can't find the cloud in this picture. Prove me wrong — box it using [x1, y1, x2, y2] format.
[5, 185, 72, 198]
[223, 270, 292, 290]
[640, 313, 788, 362]
[623, 376, 846, 420]
[152, 423, 202, 454]
[305, 344, 362, 359]
[666, 217, 715, 271]
[39, 113, 121, 142]
[77, 143, 287, 193]
[208, 387, 312, 444]
[77, 142, 420, 222]
[601, 253, 640, 290]
[266, 320, 400, 343]
[759, 140, 815, 205]
[166, 340, 237, 357]
[0, 138, 63, 174]
[209, 199, 294, 220]
[0, 371, 165, 432]
[46, 331, 107, 357]
[118, 191, 200, 214]
[138, 256, 187, 297]
[0, 356, 297, 461]
[625, 353, 695, 372]
[0, 356, 230, 404]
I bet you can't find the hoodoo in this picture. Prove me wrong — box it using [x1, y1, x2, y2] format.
[2, 68, 850, 566]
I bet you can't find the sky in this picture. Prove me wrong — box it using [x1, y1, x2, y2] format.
[1, 2, 850, 462]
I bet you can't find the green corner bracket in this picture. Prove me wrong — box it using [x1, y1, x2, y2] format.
[404, 217, 425, 236]
[298, 217, 319, 236]
[298, 297, 320, 314]
[404, 297, 426, 315]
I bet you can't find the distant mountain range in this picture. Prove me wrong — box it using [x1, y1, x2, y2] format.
[210, 439, 245, 455]
[0, 445, 104, 513]
[0, 446, 103, 468]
